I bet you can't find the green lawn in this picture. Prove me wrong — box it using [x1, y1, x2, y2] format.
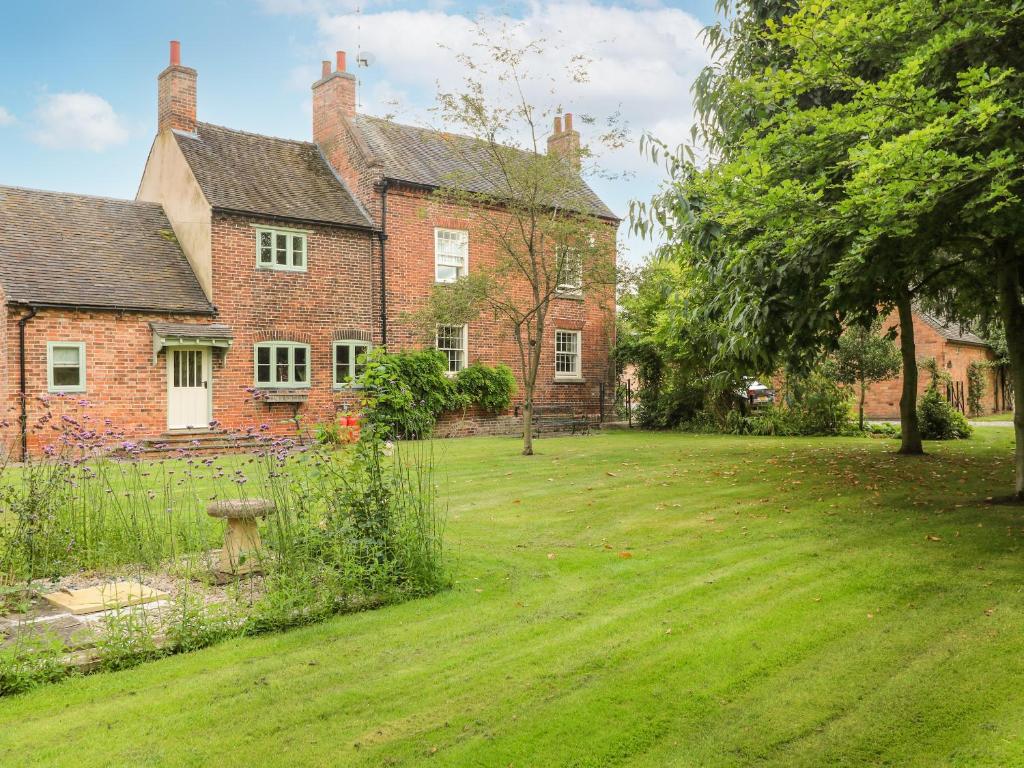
[2, 429, 1024, 767]
[971, 412, 1015, 422]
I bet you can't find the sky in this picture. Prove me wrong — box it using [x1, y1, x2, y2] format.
[0, 0, 718, 263]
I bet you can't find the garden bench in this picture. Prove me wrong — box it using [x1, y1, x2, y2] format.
[530, 404, 596, 436]
[207, 498, 275, 576]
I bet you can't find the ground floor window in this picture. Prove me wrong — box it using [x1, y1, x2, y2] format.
[555, 330, 581, 379]
[255, 342, 309, 387]
[436, 325, 467, 374]
[47, 342, 86, 393]
[334, 341, 371, 387]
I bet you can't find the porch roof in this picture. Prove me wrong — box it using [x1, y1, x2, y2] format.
[150, 322, 233, 363]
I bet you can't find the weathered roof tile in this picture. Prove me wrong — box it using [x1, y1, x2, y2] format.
[175, 123, 373, 229]
[352, 115, 618, 220]
[0, 186, 213, 314]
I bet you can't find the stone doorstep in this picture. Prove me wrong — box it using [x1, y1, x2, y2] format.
[42, 581, 169, 615]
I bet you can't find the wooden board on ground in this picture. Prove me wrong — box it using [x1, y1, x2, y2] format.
[42, 582, 168, 615]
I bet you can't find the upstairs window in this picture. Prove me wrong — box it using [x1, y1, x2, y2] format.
[334, 341, 371, 388]
[435, 228, 468, 283]
[436, 325, 467, 374]
[254, 342, 310, 388]
[257, 228, 307, 272]
[556, 247, 583, 297]
[554, 330, 581, 380]
[47, 342, 86, 393]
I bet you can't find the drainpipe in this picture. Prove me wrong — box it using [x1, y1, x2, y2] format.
[378, 179, 389, 346]
[17, 306, 37, 462]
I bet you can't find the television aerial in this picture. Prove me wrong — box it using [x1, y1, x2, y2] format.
[356, 51, 375, 68]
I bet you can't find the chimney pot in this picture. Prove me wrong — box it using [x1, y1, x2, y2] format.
[564, 112, 573, 132]
[321, 60, 332, 79]
[158, 40, 196, 133]
[336, 51, 347, 72]
[169, 40, 181, 67]
[553, 116, 563, 134]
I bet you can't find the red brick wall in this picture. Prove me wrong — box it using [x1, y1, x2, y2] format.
[1, 308, 210, 457]
[379, 185, 617, 423]
[207, 212, 376, 435]
[0, 214, 377, 457]
[861, 309, 998, 419]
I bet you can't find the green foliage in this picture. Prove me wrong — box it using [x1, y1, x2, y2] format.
[831, 319, 902, 429]
[454, 363, 517, 413]
[783, 370, 854, 436]
[314, 421, 344, 446]
[616, 258, 744, 429]
[918, 386, 973, 441]
[0, 633, 69, 696]
[357, 348, 464, 439]
[967, 362, 986, 417]
[0, 409, 448, 693]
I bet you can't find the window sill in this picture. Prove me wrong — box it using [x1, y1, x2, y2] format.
[258, 389, 310, 404]
[553, 377, 585, 384]
[555, 292, 585, 301]
[332, 384, 365, 391]
[257, 265, 308, 274]
[48, 388, 87, 395]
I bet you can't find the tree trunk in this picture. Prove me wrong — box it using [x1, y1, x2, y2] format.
[896, 292, 924, 454]
[996, 249, 1024, 499]
[859, 379, 866, 432]
[522, 397, 534, 456]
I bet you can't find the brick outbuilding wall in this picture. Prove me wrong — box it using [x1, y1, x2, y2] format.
[0, 308, 210, 457]
[861, 309, 998, 419]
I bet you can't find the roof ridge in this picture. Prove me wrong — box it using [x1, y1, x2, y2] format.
[193, 121, 316, 148]
[0, 184, 162, 209]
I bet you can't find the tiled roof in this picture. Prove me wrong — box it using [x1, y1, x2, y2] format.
[0, 185, 214, 314]
[150, 321, 233, 339]
[352, 114, 618, 220]
[917, 309, 990, 348]
[174, 122, 373, 229]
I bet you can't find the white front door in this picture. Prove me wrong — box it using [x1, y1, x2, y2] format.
[167, 347, 211, 430]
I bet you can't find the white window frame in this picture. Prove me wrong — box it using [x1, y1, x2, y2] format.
[434, 228, 469, 284]
[254, 341, 311, 388]
[47, 342, 86, 393]
[555, 247, 584, 297]
[255, 226, 308, 272]
[436, 324, 468, 375]
[333, 340, 372, 389]
[554, 330, 582, 380]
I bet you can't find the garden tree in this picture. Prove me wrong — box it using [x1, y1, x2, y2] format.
[766, 0, 1024, 492]
[633, 0, 1023, 463]
[413, 28, 621, 456]
[831, 319, 902, 431]
[617, 257, 748, 427]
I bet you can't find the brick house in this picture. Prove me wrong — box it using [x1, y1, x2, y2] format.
[861, 308, 1003, 419]
[0, 42, 618, 457]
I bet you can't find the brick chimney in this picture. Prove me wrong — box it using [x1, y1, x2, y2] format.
[313, 51, 357, 148]
[157, 40, 197, 134]
[547, 112, 581, 171]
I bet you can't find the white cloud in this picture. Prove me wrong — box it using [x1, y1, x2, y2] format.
[310, 2, 710, 260]
[0, 107, 14, 126]
[31, 92, 129, 152]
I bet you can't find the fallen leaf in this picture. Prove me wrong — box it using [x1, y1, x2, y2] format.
[547, 552, 556, 560]
[618, 551, 633, 559]
[926, 535, 942, 542]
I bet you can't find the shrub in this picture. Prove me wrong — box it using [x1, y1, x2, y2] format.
[783, 370, 852, 435]
[455, 363, 516, 413]
[918, 386, 973, 440]
[357, 348, 464, 438]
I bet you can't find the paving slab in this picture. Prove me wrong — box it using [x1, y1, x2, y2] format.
[42, 582, 168, 615]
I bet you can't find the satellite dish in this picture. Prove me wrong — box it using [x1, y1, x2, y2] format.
[356, 51, 375, 68]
